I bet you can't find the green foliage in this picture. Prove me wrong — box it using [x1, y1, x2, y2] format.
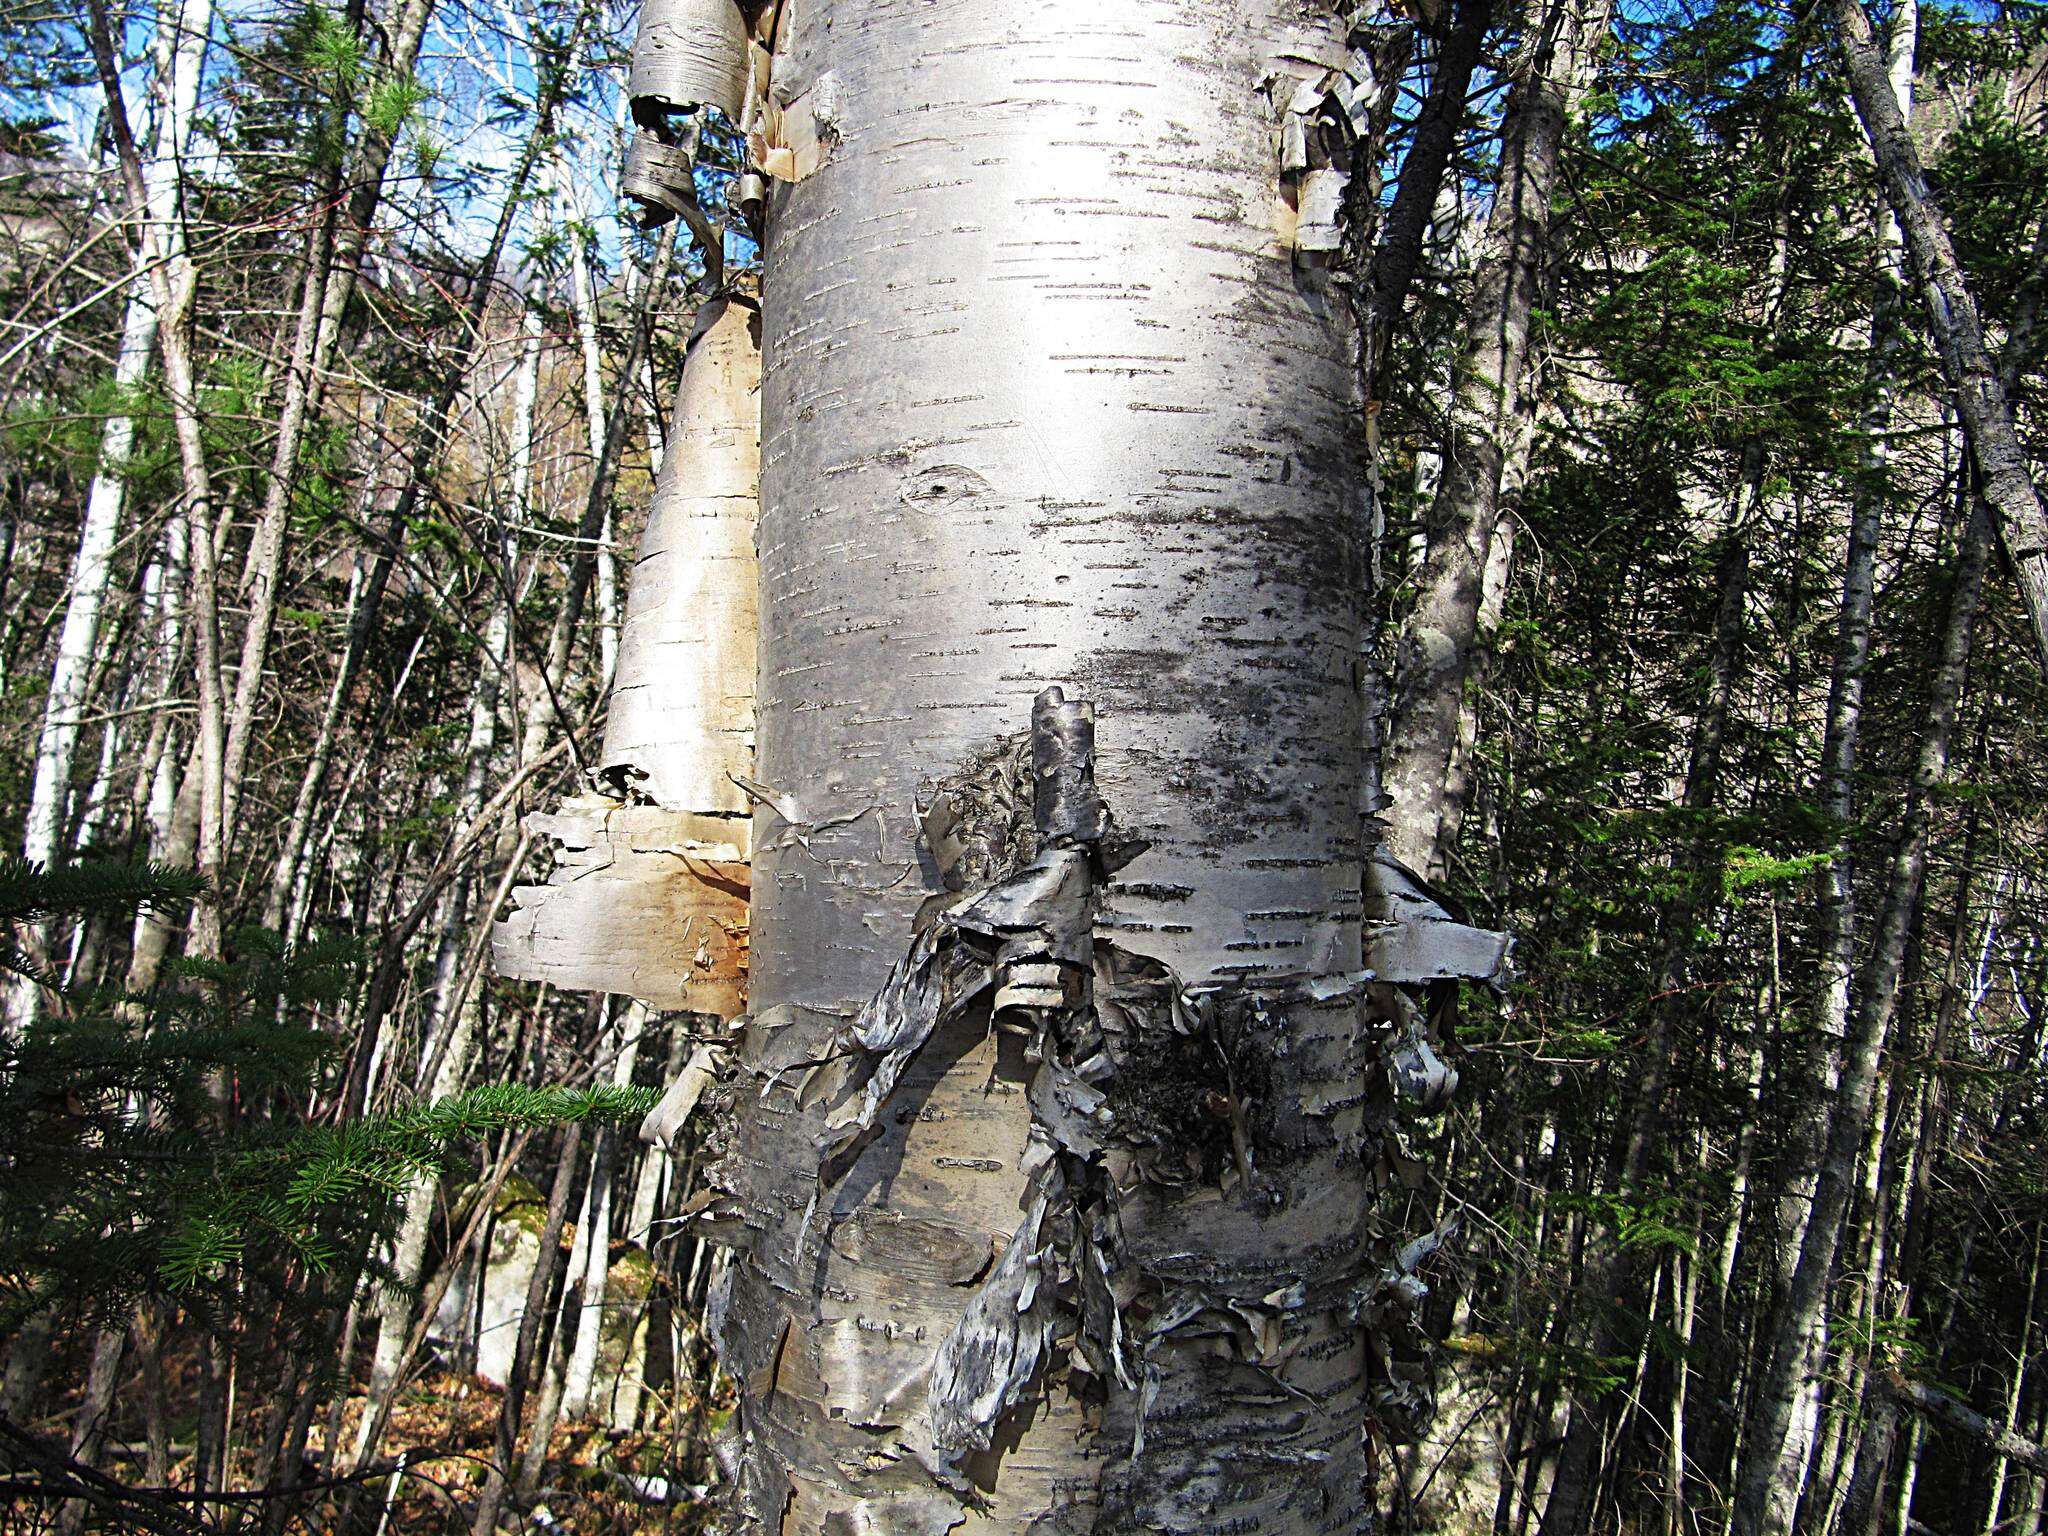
[364, 71, 427, 139]
[301, 2, 364, 87]
[0, 864, 651, 1334]
[1720, 844, 1833, 895]
[157, 1081, 652, 1291]
[5, 375, 176, 495]
[0, 858, 201, 985]
[0, 857, 203, 934]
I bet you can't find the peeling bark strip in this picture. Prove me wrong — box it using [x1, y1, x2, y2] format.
[492, 296, 760, 1020]
[1268, 13, 1411, 262]
[492, 799, 748, 1017]
[630, 0, 748, 122]
[681, 698, 1477, 1532]
[600, 296, 760, 816]
[624, 0, 739, 275]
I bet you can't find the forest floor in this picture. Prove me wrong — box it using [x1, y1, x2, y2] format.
[3, 1331, 731, 1534]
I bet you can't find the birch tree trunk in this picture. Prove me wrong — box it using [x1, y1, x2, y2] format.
[1379, 0, 1612, 878]
[7, 0, 210, 1031]
[561, 1005, 648, 1421]
[1363, 0, 1494, 397]
[1759, 0, 1918, 1482]
[627, 3, 1483, 1530]
[565, 197, 621, 686]
[1807, 0, 1914, 1165]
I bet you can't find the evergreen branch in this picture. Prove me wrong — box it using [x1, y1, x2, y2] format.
[0, 859, 204, 926]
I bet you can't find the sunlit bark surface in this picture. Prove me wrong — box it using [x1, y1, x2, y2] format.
[697, 2, 1442, 1530]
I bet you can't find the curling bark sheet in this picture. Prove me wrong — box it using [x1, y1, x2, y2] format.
[629, 0, 748, 122]
[622, 0, 741, 270]
[492, 297, 760, 1021]
[676, 690, 1488, 1534]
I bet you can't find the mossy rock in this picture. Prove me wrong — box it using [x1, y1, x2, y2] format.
[606, 1243, 656, 1303]
[493, 1171, 548, 1237]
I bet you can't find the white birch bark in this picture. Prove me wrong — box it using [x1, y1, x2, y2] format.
[1774, 14, 1918, 1503]
[125, 512, 190, 839]
[9, 0, 210, 1029]
[495, 296, 756, 1016]
[660, 3, 1468, 1529]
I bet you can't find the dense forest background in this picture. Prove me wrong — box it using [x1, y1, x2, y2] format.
[0, 0, 2044, 1529]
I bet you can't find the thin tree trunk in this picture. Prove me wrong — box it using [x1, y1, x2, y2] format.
[1438, 499, 1519, 859]
[564, 193, 620, 686]
[84, 0, 233, 974]
[1731, 476, 1995, 1536]
[7, 0, 210, 1033]
[2013, 1396, 2048, 1536]
[260, 402, 386, 932]
[516, 1158, 592, 1500]
[471, 1117, 585, 1536]
[560, 1003, 647, 1419]
[1381, 0, 1613, 877]
[1826, 0, 2048, 674]
[1781, 20, 1918, 1506]
[215, 0, 440, 844]
[277, 31, 581, 945]
[1981, 1228, 2044, 1534]
[1543, 447, 1762, 1536]
[49, 1321, 125, 1533]
[1825, 822, 1973, 1536]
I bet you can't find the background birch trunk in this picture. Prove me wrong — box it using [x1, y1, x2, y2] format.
[1731, 481, 1994, 1536]
[348, 328, 532, 1460]
[564, 190, 622, 686]
[7, 0, 210, 1032]
[1826, 0, 2048, 675]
